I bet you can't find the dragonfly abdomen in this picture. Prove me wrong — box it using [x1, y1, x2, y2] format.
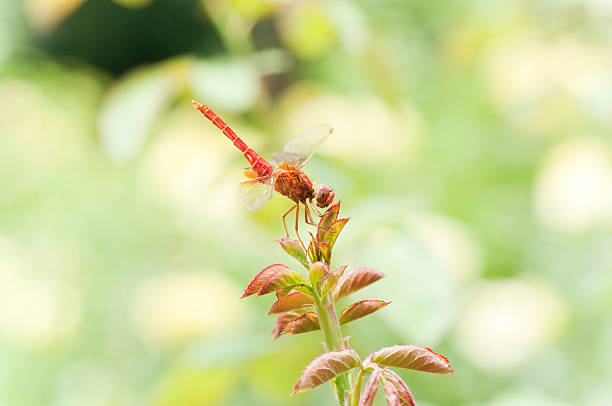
[193, 100, 273, 176]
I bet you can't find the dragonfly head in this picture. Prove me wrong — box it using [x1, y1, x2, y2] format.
[314, 184, 335, 208]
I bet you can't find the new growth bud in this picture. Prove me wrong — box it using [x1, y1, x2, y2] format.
[309, 261, 329, 285]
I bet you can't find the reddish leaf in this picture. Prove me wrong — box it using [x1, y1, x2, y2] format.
[268, 291, 315, 314]
[370, 345, 453, 375]
[242, 264, 291, 298]
[275, 286, 293, 300]
[307, 235, 317, 264]
[317, 265, 348, 299]
[317, 240, 331, 263]
[334, 267, 385, 300]
[277, 237, 309, 268]
[281, 312, 320, 335]
[259, 267, 308, 296]
[322, 218, 349, 250]
[382, 370, 416, 406]
[339, 300, 390, 325]
[291, 348, 361, 396]
[272, 312, 299, 339]
[317, 200, 341, 241]
[359, 368, 382, 406]
[383, 378, 400, 406]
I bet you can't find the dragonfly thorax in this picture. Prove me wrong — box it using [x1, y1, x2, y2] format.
[275, 170, 316, 203]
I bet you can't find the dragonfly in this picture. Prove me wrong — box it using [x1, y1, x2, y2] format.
[192, 100, 336, 246]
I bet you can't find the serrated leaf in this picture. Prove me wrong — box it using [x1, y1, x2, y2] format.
[334, 267, 385, 300]
[268, 291, 315, 314]
[259, 268, 308, 296]
[277, 237, 309, 268]
[272, 312, 299, 339]
[291, 348, 361, 396]
[370, 345, 453, 375]
[242, 264, 291, 298]
[321, 218, 349, 250]
[317, 240, 331, 263]
[383, 378, 400, 406]
[317, 201, 341, 241]
[359, 368, 382, 406]
[316, 265, 348, 299]
[339, 300, 390, 325]
[381, 370, 416, 406]
[281, 312, 320, 335]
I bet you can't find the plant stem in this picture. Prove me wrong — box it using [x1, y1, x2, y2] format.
[351, 368, 365, 406]
[313, 291, 350, 405]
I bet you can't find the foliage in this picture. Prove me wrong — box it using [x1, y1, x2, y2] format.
[2, 0, 610, 405]
[241, 201, 453, 405]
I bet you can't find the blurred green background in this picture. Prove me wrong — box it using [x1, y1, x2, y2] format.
[1, 0, 612, 405]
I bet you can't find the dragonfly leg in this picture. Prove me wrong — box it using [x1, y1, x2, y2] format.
[305, 201, 337, 233]
[308, 199, 325, 217]
[294, 203, 308, 253]
[282, 204, 297, 237]
[304, 203, 318, 226]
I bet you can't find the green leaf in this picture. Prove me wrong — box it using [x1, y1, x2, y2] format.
[316, 264, 348, 299]
[268, 291, 315, 314]
[334, 267, 385, 300]
[275, 284, 313, 299]
[339, 300, 390, 325]
[369, 345, 454, 375]
[359, 368, 382, 406]
[381, 369, 416, 406]
[259, 268, 308, 296]
[281, 312, 320, 335]
[277, 237, 309, 268]
[242, 264, 292, 298]
[317, 200, 341, 241]
[291, 348, 361, 396]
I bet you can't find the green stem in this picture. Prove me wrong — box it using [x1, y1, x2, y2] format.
[351, 367, 366, 406]
[313, 291, 350, 405]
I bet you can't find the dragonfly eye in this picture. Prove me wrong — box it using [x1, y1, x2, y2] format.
[315, 184, 335, 208]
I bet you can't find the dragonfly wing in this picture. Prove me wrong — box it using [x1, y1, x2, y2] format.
[272, 124, 333, 167]
[237, 171, 281, 212]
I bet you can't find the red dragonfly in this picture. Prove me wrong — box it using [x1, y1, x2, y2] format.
[192, 100, 335, 243]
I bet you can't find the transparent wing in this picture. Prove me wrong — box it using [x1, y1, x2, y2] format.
[271, 124, 333, 168]
[236, 170, 282, 212]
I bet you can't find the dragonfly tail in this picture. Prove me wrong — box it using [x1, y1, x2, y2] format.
[192, 100, 273, 176]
